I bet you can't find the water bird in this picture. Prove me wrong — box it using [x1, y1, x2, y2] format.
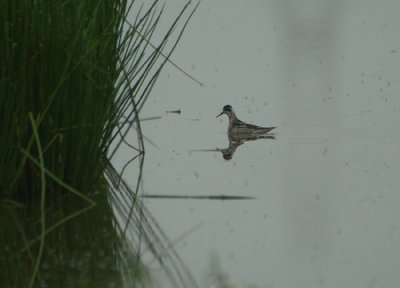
[216, 105, 276, 135]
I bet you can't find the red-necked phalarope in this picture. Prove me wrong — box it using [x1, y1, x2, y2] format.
[216, 105, 276, 135]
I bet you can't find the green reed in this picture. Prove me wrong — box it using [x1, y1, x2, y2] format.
[0, 0, 199, 287]
[0, 0, 194, 198]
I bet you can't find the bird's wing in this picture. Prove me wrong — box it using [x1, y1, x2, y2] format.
[236, 119, 275, 131]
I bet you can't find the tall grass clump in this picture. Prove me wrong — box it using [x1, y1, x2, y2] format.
[2, 0, 117, 195]
[1, 0, 198, 287]
[0, 0, 195, 196]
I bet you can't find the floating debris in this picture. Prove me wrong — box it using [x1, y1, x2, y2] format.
[166, 109, 181, 114]
[141, 194, 255, 200]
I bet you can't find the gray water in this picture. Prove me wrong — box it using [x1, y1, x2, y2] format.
[115, 0, 400, 287]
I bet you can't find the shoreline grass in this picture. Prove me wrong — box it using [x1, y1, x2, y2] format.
[1, 0, 199, 287]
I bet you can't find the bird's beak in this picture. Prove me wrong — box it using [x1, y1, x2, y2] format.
[216, 111, 224, 118]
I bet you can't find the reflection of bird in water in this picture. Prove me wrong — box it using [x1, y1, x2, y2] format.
[190, 133, 275, 160]
[216, 105, 276, 135]
[218, 133, 275, 160]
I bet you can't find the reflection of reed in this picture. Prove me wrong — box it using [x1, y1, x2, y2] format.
[1, 182, 134, 287]
[107, 161, 199, 288]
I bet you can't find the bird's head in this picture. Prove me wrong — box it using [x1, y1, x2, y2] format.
[216, 105, 234, 118]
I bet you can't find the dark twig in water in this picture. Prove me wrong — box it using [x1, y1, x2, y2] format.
[140, 116, 163, 121]
[141, 194, 255, 200]
[166, 109, 181, 114]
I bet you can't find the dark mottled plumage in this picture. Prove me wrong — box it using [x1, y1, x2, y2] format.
[217, 105, 276, 134]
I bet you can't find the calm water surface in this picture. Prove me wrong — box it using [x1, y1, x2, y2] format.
[113, 0, 400, 287]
